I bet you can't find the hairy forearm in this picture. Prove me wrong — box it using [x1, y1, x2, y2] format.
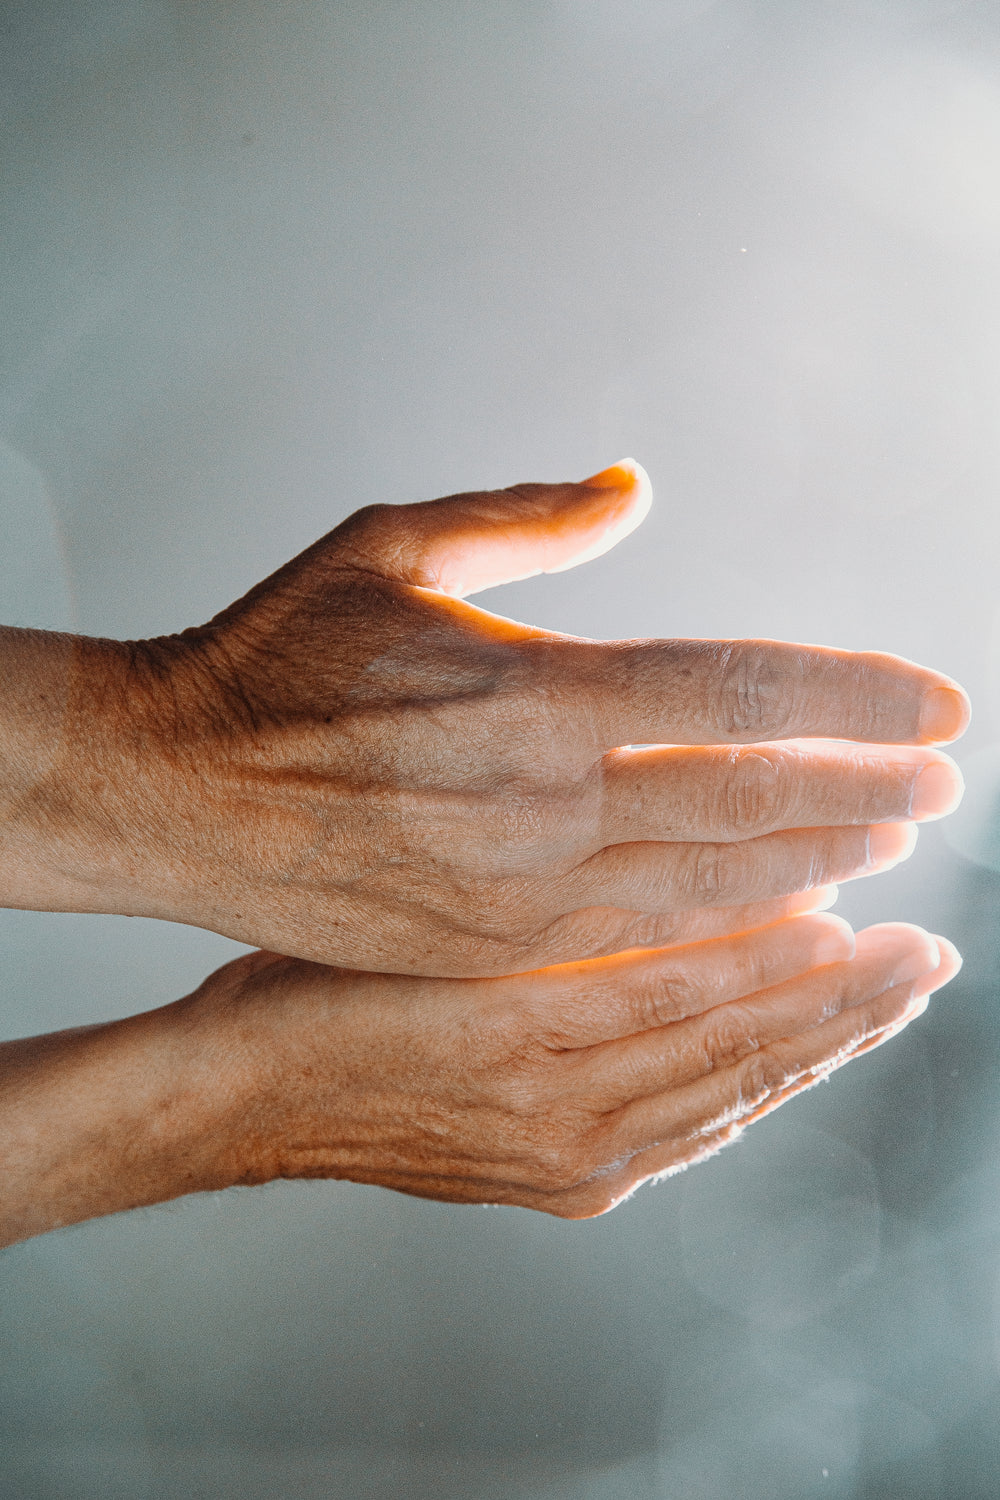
[0, 997, 241, 1249]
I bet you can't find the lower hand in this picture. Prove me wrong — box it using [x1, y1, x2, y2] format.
[1, 911, 958, 1244]
[183, 914, 957, 1221]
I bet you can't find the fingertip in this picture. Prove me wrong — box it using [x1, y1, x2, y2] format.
[580, 457, 649, 495]
[918, 684, 972, 744]
[902, 935, 962, 1012]
[808, 912, 857, 965]
[544, 460, 653, 576]
[577, 458, 652, 529]
[927, 934, 963, 987]
[910, 755, 965, 820]
[854, 921, 939, 982]
[794, 883, 841, 913]
[867, 821, 919, 870]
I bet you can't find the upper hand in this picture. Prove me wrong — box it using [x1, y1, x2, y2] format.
[80, 462, 968, 974]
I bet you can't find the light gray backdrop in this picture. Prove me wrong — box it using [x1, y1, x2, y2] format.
[3, 2, 1000, 1496]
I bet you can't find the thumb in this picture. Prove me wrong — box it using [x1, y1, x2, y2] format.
[332, 459, 652, 597]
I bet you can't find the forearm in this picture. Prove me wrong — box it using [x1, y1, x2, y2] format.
[0, 997, 241, 1249]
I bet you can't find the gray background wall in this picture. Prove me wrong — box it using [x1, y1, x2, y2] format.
[3, 2, 1000, 1495]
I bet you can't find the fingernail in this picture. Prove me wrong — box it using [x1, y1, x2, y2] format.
[580, 459, 638, 489]
[909, 758, 965, 819]
[868, 822, 919, 869]
[812, 915, 856, 966]
[919, 686, 971, 743]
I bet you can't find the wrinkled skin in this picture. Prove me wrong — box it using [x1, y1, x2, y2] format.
[0, 911, 959, 1245]
[19, 461, 962, 975]
[216, 920, 957, 1215]
[0, 461, 971, 1245]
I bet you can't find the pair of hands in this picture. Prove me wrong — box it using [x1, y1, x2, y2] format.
[0, 461, 968, 1240]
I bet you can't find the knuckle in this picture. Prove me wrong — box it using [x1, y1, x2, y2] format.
[521, 1109, 611, 1195]
[489, 788, 549, 859]
[718, 643, 796, 739]
[722, 747, 785, 834]
[482, 798, 551, 870]
[333, 503, 411, 569]
[491, 1024, 549, 1086]
[627, 911, 686, 949]
[732, 936, 780, 1001]
[700, 1004, 759, 1070]
[544, 1185, 612, 1219]
[639, 969, 700, 1029]
[558, 1181, 623, 1218]
[496, 670, 589, 766]
[338, 501, 394, 539]
[688, 841, 732, 903]
[736, 1048, 788, 1107]
[492, 777, 589, 866]
[470, 879, 547, 942]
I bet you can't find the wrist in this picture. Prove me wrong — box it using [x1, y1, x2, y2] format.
[0, 986, 247, 1248]
[0, 627, 189, 918]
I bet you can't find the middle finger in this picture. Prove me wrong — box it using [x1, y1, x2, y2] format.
[594, 740, 963, 846]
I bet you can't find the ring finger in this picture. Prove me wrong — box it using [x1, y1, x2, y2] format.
[562, 821, 917, 916]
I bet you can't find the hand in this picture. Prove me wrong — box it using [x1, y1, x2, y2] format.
[1, 462, 968, 974]
[218, 918, 957, 1216]
[0, 912, 959, 1244]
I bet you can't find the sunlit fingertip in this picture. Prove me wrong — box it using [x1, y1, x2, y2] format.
[906, 935, 963, 1000]
[931, 934, 963, 977]
[867, 821, 919, 870]
[809, 912, 856, 966]
[918, 683, 972, 744]
[791, 883, 840, 914]
[579, 458, 651, 503]
[889, 932, 940, 986]
[909, 756, 965, 820]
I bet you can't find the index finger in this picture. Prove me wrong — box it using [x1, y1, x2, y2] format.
[534, 637, 970, 749]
